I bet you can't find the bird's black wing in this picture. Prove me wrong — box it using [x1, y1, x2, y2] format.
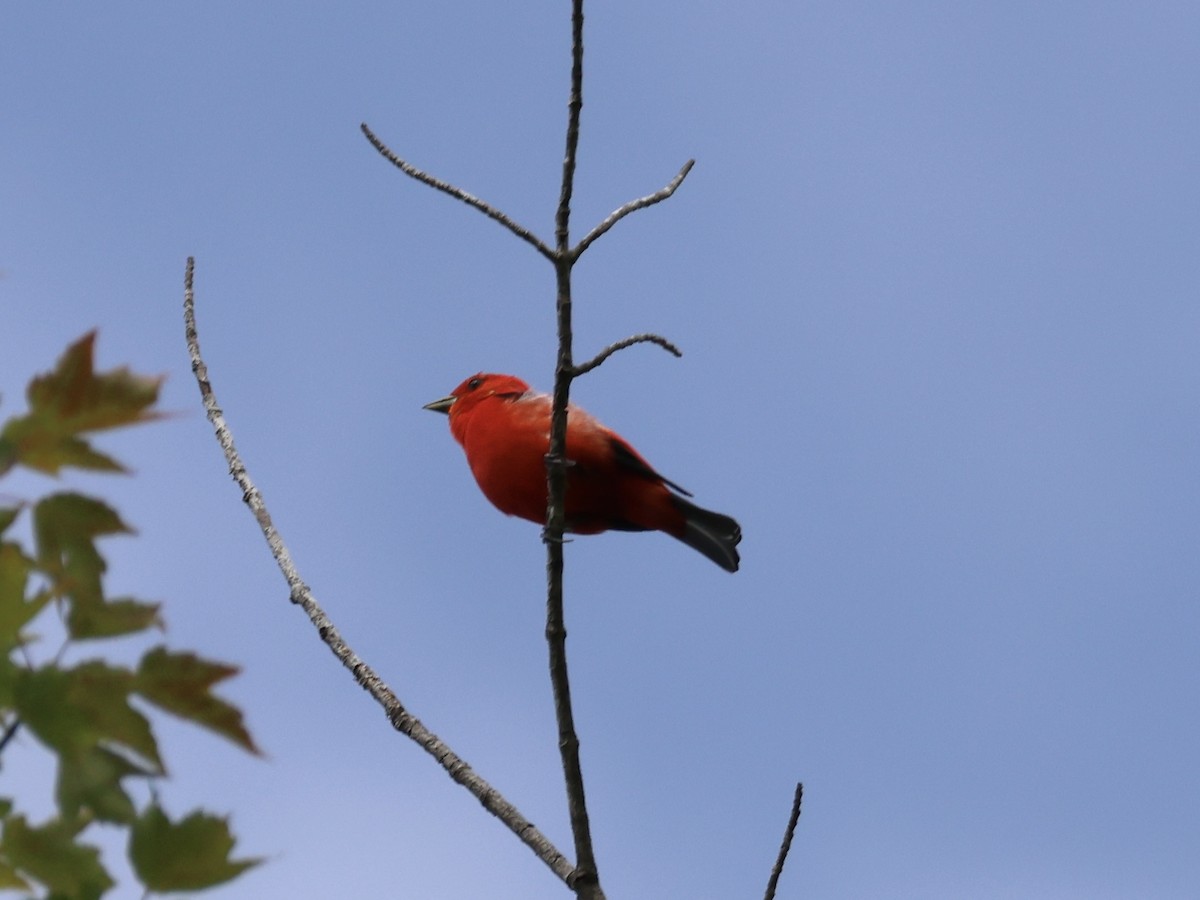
[608, 437, 694, 497]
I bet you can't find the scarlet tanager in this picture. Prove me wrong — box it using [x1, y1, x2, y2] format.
[425, 373, 741, 572]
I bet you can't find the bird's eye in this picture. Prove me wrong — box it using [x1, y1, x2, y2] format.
[467, 377, 483, 390]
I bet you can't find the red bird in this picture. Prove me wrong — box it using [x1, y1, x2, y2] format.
[425, 373, 741, 572]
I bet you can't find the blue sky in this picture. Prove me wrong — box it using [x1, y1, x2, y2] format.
[3, 2, 1198, 897]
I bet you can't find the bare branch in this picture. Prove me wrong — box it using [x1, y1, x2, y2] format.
[572, 159, 695, 259]
[545, 3, 606, 898]
[182, 258, 576, 888]
[360, 123, 556, 262]
[572, 333, 682, 378]
[763, 783, 804, 900]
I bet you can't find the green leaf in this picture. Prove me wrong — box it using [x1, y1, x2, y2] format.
[67, 595, 163, 641]
[15, 662, 163, 772]
[1, 814, 114, 899]
[32, 492, 131, 607]
[57, 745, 154, 825]
[135, 647, 260, 756]
[0, 542, 51, 650]
[0, 506, 20, 536]
[0, 424, 125, 475]
[0, 331, 163, 476]
[130, 805, 261, 892]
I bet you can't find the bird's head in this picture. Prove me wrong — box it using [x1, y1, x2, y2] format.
[423, 372, 533, 427]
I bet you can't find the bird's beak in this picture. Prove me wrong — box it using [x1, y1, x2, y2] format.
[423, 395, 455, 415]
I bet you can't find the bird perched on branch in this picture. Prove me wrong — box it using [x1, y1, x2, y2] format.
[425, 373, 741, 572]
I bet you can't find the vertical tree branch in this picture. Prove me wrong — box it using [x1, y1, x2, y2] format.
[360, 3, 694, 893]
[545, 2, 604, 898]
[555, 0, 585, 255]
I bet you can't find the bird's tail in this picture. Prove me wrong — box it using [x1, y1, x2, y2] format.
[671, 496, 742, 572]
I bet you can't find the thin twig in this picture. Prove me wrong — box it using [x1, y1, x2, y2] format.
[360, 123, 555, 262]
[182, 258, 576, 888]
[0, 718, 20, 756]
[572, 159, 695, 260]
[554, 0, 585, 256]
[764, 782, 804, 900]
[572, 333, 682, 377]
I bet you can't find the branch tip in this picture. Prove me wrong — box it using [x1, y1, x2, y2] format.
[763, 782, 804, 900]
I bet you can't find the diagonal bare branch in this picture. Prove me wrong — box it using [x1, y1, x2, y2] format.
[361, 123, 556, 262]
[572, 333, 682, 377]
[763, 782, 804, 900]
[182, 257, 577, 889]
[572, 159, 695, 260]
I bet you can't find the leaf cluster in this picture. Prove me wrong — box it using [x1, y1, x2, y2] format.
[0, 334, 260, 898]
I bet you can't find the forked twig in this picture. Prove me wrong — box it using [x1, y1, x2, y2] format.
[182, 258, 576, 889]
[764, 782, 804, 900]
[572, 333, 682, 377]
[360, 123, 555, 262]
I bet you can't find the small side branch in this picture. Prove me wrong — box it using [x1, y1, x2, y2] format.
[763, 782, 804, 900]
[182, 258, 575, 888]
[361, 123, 555, 262]
[572, 333, 682, 377]
[572, 159, 695, 260]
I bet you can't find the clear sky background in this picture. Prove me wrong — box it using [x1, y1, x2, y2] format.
[3, 2, 1198, 898]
